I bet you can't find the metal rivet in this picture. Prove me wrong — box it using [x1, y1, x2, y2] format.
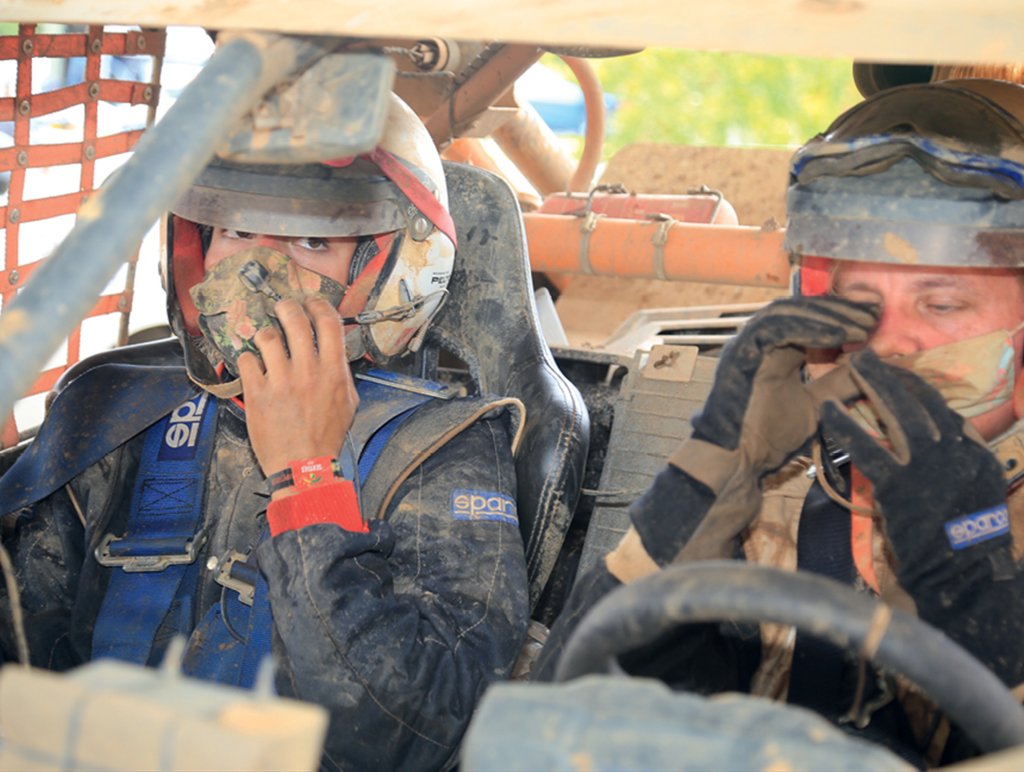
[16, 150, 28, 166]
[206, 556, 219, 571]
[117, 296, 129, 311]
[136, 34, 146, 51]
[88, 82, 100, 99]
[410, 215, 432, 241]
[90, 38, 102, 54]
[8, 209, 20, 224]
[17, 100, 30, 116]
[20, 39, 33, 55]
[84, 145, 95, 161]
[8, 270, 19, 285]
[143, 85, 153, 102]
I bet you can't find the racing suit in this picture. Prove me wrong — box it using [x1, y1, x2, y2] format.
[0, 361, 530, 771]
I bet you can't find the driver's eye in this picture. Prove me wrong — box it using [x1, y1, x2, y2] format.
[222, 229, 255, 240]
[295, 237, 328, 251]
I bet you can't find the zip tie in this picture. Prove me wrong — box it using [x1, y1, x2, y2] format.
[651, 213, 674, 280]
[579, 210, 600, 275]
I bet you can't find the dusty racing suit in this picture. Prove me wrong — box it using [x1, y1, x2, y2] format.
[0, 360, 530, 771]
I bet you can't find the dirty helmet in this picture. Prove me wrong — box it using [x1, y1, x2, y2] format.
[786, 78, 1024, 287]
[788, 80, 1024, 456]
[165, 92, 456, 396]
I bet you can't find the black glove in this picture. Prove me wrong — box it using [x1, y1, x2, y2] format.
[689, 296, 879, 473]
[540, 299, 880, 681]
[821, 348, 1024, 686]
[657, 297, 879, 561]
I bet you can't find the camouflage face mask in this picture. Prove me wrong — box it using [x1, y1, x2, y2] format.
[189, 245, 346, 376]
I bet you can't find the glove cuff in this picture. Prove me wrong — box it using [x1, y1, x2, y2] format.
[669, 438, 740, 495]
[605, 526, 661, 584]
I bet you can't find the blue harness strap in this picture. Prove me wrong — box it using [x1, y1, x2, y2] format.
[92, 390, 218, 665]
[180, 371, 443, 688]
[181, 529, 273, 687]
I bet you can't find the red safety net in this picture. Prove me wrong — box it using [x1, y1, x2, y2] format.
[0, 24, 165, 447]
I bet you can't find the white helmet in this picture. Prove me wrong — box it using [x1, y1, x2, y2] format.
[166, 93, 456, 392]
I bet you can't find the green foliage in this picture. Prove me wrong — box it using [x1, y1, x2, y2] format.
[543, 49, 862, 156]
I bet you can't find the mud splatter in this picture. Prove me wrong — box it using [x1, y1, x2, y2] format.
[883, 233, 919, 264]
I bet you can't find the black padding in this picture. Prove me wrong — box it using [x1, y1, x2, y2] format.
[428, 163, 591, 608]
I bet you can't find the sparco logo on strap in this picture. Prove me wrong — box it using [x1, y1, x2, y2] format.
[159, 393, 210, 460]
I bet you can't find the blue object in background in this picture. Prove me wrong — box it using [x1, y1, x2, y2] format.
[517, 63, 618, 135]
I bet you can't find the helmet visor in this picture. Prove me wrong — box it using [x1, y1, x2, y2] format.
[171, 156, 428, 237]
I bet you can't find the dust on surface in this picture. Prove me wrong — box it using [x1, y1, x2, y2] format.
[600, 143, 793, 228]
[556, 275, 784, 348]
[883, 232, 919, 264]
[553, 143, 792, 347]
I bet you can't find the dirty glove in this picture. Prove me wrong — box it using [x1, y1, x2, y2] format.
[642, 297, 880, 562]
[540, 300, 880, 682]
[682, 296, 880, 479]
[548, 298, 880, 680]
[821, 349, 1024, 686]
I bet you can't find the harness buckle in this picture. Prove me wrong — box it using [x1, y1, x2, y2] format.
[95, 530, 208, 573]
[212, 550, 257, 607]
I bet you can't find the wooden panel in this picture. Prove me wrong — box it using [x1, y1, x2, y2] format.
[0, 1, 1020, 64]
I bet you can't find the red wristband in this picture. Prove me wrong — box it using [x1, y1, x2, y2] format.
[266, 456, 342, 493]
[267, 480, 367, 536]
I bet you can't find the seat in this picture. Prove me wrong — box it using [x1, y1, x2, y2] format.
[419, 162, 591, 609]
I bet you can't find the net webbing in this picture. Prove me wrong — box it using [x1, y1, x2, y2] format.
[0, 24, 166, 445]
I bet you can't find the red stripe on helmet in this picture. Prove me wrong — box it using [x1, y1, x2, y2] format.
[326, 148, 458, 248]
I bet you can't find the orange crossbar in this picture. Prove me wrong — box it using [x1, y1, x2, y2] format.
[523, 212, 791, 288]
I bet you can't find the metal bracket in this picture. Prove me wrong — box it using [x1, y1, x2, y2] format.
[96, 530, 207, 573]
[579, 209, 601, 275]
[213, 550, 257, 607]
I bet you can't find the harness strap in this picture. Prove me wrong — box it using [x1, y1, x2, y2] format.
[850, 466, 881, 595]
[182, 373, 441, 687]
[92, 391, 218, 664]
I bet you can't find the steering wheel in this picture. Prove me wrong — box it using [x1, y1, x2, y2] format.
[555, 561, 1024, 755]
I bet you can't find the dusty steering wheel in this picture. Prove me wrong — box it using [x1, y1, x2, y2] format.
[555, 561, 1024, 755]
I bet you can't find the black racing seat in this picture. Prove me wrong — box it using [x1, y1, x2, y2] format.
[420, 162, 591, 609]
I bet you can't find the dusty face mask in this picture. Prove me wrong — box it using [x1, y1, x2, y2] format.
[189, 245, 347, 378]
[826, 324, 1022, 439]
[893, 324, 1022, 419]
